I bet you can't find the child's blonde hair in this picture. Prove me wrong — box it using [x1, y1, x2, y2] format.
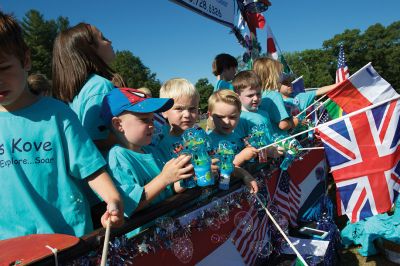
[137, 87, 152, 97]
[160, 78, 200, 102]
[207, 89, 241, 130]
[253, 57, 283, 91]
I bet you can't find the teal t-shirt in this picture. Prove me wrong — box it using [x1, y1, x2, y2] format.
[107, 145, 174, 217]
[283, 91, 316, 120]
[152, 125, 183, 163]
[259, 91, 290, 137]
[240, 110, 274, 142]
[214, 80, 234, 92]
[69, 74, 114, 141]
[0, 97, 106, 240]
[207, 130, 245, 154]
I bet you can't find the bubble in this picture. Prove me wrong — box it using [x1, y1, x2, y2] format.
[155, 216, 175, 232]
[251, 240, 273, 258]
[204, 217, 221, 231]
[268, 205, 279, 218]
[171, 236, 194, 264]
[234, 211, 253, 233]
[218, 213, 230, 224]
[210, 234, 221, 244]
[276, 215, 289, 234]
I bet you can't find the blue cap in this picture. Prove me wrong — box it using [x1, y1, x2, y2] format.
[100, 87, 174, 125]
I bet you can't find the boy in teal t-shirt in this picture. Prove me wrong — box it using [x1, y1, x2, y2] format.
[100, 87, 194, 217]
[0, 11, 124, 240]
[212, 53, 237, 92]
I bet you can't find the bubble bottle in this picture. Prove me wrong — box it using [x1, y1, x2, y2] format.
[215, 140, 236, 190]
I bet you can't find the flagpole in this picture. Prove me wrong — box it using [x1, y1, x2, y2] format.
[299, 147, 324, 151]
[258, 95, 400, 152]
[295, 94, 328, 119]
[254, 193, 309, 266]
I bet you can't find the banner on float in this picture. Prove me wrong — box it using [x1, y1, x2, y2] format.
[170, 0, 236, 28]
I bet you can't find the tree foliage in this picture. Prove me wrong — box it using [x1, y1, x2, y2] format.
[21, 9, 69, 78]
[111, 50, 161, 97]
[195, 78, 214, 113]
[285, 21, 400, 92]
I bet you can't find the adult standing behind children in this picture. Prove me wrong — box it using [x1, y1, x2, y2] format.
[52, 23, 117, 152]
[253, 57, 299, 134]
[0, 11, 123, 240]
[212, 53, 238, 92]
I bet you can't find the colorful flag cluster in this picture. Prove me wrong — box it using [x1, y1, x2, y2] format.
[319, 63, 400, 222]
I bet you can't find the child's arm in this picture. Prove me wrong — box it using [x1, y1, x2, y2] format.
[136, 154, 193, 210]
[233, 167, 258, 193]
[315, 84, 338, 97]
[233, 146, 259, 167]
[279, 117, 299, 130]
[87, 169, 124, 228]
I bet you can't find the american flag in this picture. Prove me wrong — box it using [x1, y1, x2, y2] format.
[231, 205, 269, 266]
[318, 99, 400, 222]
[335, 44, 349, 83]
[274, 171, 301, 227]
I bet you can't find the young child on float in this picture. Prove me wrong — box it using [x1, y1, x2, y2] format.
[212, 53, 238, 92]
[100, 87, 194, 217]
[278, 73, 337, 123]
[207, 90, 281, 168]
[0, 10, 123, 240]
[253, 57, 299, 135]
[156, 79, 257, 192]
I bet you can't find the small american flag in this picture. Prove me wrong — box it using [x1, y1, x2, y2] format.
[231, 205, 269, 266]
[335, 44, 349, 83]
[274, 171, 301, 227]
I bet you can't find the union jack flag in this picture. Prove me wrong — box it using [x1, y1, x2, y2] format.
[318, 99, 400, 222]
[336, 45, 349, 83]
[274, 171, 301, 227]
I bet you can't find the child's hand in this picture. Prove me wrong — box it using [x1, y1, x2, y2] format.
[233, 167, 259, 194]
[161, 154, 194, 184]
[234, 146, 259, 166]
[211, 158, 219, 174]
[266, 146, 285, 158]
[292, 117, 300, 128]
[101, 201, 124, 228]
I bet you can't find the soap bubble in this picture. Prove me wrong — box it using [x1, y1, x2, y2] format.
[171, 236, 193, 264]
[234, 211, 253, 233]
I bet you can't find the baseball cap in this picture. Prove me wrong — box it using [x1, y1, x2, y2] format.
[278, 72, 296, 85]
[100, 87, 174, 125]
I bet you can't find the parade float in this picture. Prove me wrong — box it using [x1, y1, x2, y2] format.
[2, 0, 400, 265]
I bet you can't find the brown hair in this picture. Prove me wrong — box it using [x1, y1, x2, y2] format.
[232, 70, 262, 94]
[253, 57, 283, 91]
[28, 73, 52, 96]
[212, 53, 238, 76]
[0, 11, 29, 64]
[111, 73, 126, 88]
[52, 23, 114, 102]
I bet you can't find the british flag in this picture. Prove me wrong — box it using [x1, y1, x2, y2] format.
[274, 171, 301, 227]
[318, 99, 400, 222]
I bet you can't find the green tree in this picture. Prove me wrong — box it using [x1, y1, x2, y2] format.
[195, 78, 214, 113]
[111, 50, 161, 97]
[21, 9, 69, 78]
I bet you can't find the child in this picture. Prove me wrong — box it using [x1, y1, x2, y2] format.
[156, 78, 201, 162]
[52, 23, 117, 151]
[253, 57, 299, 133]
[278, 73, 337, 121]
[232, 70, 276, 138]
[100, 87, 193, 216]
[206, 89, 277, 168]
[27, 73, 52, 96]
[212, 53, 238, 92]
[0, 11, 123, 240]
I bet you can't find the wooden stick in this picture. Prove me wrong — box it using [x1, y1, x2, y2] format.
[254, 193, 309, 266]
[100, 217, 111, 266]
[299, 147, 324, 151]
[258, 94, 400, 152]
[295, 94, 327, 118]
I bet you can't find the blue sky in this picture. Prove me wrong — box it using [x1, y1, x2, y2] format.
[2, 0, 399, 85]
